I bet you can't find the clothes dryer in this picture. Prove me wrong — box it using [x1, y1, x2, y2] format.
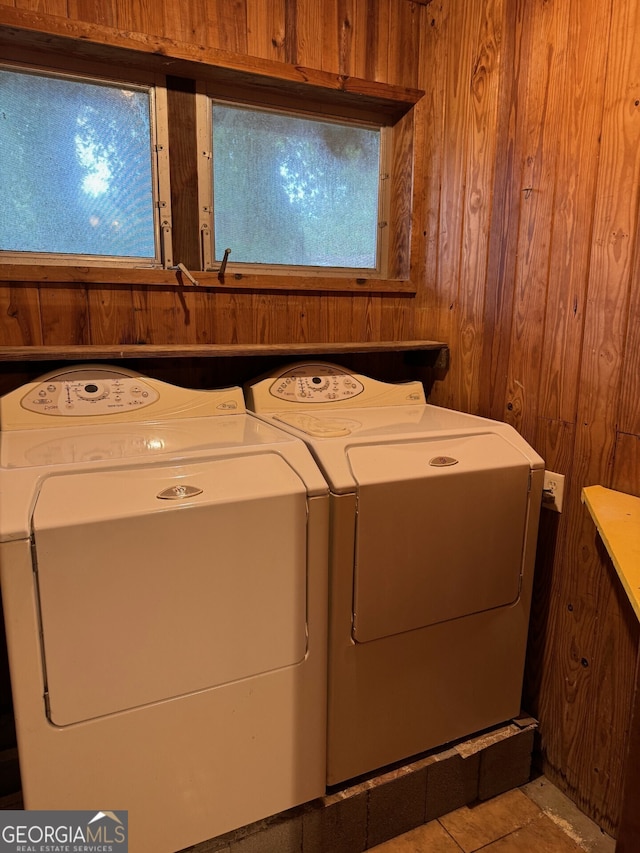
[246, 361, 544, 785]
[0, 365, 328, 852]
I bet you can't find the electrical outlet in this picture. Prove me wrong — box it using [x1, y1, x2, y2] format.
[542, 470, 565, 513]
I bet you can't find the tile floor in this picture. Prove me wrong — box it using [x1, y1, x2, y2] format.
[369, 777, 616, 853]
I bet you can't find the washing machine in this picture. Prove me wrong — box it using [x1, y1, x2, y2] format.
[245, 361, 544, 785]
[0, 364, 329, 852]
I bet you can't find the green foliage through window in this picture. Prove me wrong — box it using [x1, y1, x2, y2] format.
[0, 66, 157, 260]
[212, 104, 381, 269]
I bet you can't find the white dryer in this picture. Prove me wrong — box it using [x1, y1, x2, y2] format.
[0, 365, 329, 852]
[246, 362, 544, 785]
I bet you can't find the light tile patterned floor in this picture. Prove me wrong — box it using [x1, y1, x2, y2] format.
[369, 780, 616, 853]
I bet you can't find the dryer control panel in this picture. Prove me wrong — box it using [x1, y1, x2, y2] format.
[269, 364, 365, 403]
[246, 362, 425, 412]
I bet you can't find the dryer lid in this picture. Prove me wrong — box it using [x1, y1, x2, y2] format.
[348, 433, 532, 643]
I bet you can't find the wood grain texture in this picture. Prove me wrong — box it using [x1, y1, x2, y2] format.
[613, 434, 640, 498]
[293, 0, 323, 69]
[15, 0, 66, 13]
[3, 0, 640, 838]
[39, 286, 89, 345]
[246, 0, 287, 63]
[66, 0, 117, 27]
[477, 0, 523, 422]
[0, 8, 423, 114]
[365, 0, 389, 83]
[0, 285, 43, 346]
[537, 0, 611, 426]
[413, 0, 447, 348]
[166, 78, 200, 272]
[206, 0, 248, 53]
[572, 0, 640, 484]
[387, 109, 414, 279]
[528, 0, 640, 834]
[502, 0, 568, 446]
[618, 200, 640, 437]
[115, 0, 164, 37]
[387, 0, 420, 89]
[456, 0, 502, 414]
[87, 287, 137, 346]
[426, 0, 482, 411]
[616, 651, 640, 852]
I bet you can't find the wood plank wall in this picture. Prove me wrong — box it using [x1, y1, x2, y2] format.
[417, 0, 640, 836]
[1, 0, 640, 838]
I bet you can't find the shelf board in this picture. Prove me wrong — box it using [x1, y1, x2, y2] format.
[582, 486, 640, 621]
[0, 341, 448, 363]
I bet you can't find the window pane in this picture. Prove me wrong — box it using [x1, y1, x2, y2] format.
[0, 67, 156, 259]
[212, 104, 380, 268]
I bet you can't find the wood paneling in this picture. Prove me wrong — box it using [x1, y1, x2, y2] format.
[1, 0, 640, 838]
[293, 0, 323, 69]
[115, 0, 165, 37]
[246, 1, 287, 63]
[421, 0, 483, 412]
[66, 1, 117, 28]
[533, 0, 640, 829]
[15, 0, 66, 13]
[415, 0, 640, 836]
[456, 0, 502, 415]
[537, 0, 611, 427]
[0, 285, 42, 346]
[39, 286, 89, 345]
[87, 287, 136, 345]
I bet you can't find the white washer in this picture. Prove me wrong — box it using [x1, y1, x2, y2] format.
[0, 365, 328, 852]
[246, 361, 544, 785]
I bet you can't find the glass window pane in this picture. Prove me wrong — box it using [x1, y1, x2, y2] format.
[212, 104, 380, 269]
[0, 67, 156, 259]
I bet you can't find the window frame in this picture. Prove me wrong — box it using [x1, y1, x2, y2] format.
[0, 25, 422, 294]
[196, 94, 392, 279]
[0, 57, 173, 269]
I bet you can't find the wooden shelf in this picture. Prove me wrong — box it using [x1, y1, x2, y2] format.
[583, 486, 640, 853]
[0, 341, 449, 364]
[582, 485, 640, 621]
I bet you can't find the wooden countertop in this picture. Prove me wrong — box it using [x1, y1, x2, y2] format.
[582, 485, 640, 620]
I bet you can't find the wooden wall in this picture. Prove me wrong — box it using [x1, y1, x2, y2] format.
[417, 0, 640, 836]
[1, 0, 640, 838]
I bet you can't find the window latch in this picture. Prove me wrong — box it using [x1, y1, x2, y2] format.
[218, 248, 231, 282]
[172, 262, 199, 286]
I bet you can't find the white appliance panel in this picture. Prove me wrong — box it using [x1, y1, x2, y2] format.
[1, 364, 330, 852]
[33, 454, 308, 726]
[245, 361, 544, 785]
[348, 434, 530, 642]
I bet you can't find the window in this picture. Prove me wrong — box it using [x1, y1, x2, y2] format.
[0, 40, 419, 291]
[0, 63, 171, 267]
[203, 102, 387, 274]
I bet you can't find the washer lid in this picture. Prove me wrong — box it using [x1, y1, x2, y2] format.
[32, 453, 311, 725]
[0, 414, 329, 542]
[348, 433, 532, 642]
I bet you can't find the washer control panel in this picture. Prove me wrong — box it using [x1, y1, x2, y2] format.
[1, 365, 246, 430]
[269, 364, 364, 403]
[21, 373, 160, 417]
